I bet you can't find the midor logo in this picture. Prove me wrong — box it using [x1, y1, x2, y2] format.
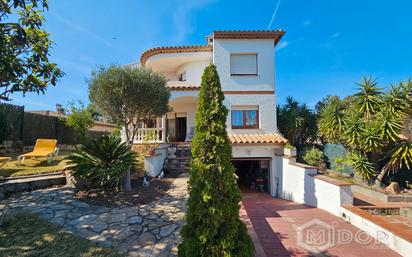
[296, 219, 388, 253]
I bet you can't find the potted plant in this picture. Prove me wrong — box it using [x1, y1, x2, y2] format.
[284, 143, 297, 157]
[147, 148, 156, 156]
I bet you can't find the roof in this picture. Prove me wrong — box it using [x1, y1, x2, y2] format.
[140, 45, 212, 65]
[229, 133, 288, 145]
[212, 30, 285, 46]
[140, 30, 286, 65]
[167, 81, 199, 91]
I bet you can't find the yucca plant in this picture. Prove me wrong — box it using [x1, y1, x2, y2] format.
[353, 76, 382, 120]
[349, 152, 376, 181]
[66, 135, 137, 190]
[318, 96, 347, 143]
[318, 77, 412, 184]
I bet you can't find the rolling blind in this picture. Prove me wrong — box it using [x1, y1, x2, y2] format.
[230, 54, 257, 75]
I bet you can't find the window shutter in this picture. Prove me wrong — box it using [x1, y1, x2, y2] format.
[230, 54, 257, 75]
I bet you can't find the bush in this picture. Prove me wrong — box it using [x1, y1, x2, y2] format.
[303, 148, 326, 170]
[64, 102, 94, 143]
[178, 64, 254, 257]
[66, 135, 137, 190]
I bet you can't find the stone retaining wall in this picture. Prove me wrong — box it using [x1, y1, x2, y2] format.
[0, 174, 65, 199]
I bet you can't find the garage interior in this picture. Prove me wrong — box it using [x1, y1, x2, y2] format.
[232, 159, 270, 193]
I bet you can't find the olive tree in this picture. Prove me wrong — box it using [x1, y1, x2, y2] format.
[88, 64, 170, 191]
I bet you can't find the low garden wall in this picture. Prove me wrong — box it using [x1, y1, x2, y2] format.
[280, 157, 353, 216]
[352, 184, 412, 202]
[342, 205, 412, 256]
[0, 173, 65, 199]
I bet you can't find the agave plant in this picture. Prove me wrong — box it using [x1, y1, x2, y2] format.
[66, 135, 137, 190]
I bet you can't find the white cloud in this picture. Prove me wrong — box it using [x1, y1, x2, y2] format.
[330, 32, 340, 39]
[303, 20, 312, 27]
[277, 41, 289, 50]
[54, 58, 92, 77]
[171, 0, 215, 44]
[51, 12, 112, 47]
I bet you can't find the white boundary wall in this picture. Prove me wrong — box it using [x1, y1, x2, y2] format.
[280, 157, 353, 216]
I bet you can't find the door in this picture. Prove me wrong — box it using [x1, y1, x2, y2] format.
[176, 117, 187, 142]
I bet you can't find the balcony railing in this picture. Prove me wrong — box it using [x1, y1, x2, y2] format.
[135, 128, 164, 143]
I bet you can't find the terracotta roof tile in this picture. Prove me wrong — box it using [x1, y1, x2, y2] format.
[167, 81, 200, 91]
[229, 133, 288, 145]
[140, 45, 212, 65]
[213, 30, 285, 46]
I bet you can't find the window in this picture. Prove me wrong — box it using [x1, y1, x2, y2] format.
[231, 107, 259, 129]
[230, 53, 258, 75]
[178, 72, 186, 81]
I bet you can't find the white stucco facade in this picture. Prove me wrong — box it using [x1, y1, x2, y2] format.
[137, 30, 286, 197]
[213, 39, 276, 92]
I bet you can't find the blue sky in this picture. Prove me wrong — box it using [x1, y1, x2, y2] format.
[8, 0, 412, 110]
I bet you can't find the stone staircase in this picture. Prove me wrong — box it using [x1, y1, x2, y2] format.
[167, 144, 191, 173]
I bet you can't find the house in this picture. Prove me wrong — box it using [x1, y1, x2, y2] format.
[132, 30, 288, 196]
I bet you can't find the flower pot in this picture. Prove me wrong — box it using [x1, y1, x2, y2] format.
[284, 147, 297, 157]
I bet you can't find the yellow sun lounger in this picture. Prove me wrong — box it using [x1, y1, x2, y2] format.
[0, 157, 11, 168]
[18, 139, 59, 164]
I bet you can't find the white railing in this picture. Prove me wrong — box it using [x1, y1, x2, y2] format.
[135, 128, 164, 143]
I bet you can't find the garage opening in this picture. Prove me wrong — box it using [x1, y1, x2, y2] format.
[232, 159, 270, 193]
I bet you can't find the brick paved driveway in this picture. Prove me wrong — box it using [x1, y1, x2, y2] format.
[241, 193, 400, 257]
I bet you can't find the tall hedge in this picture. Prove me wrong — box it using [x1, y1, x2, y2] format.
[178, 64, 254, 257]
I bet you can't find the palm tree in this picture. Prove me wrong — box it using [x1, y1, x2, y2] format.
[277, 97, 317, 148]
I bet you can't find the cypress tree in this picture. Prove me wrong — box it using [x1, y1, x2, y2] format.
[178, 64, 254, 257]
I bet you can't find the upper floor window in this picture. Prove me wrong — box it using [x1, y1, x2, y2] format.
[230, 53, 258, 75]
[231, 106, 259, 129]
[178, 72, 186, 81]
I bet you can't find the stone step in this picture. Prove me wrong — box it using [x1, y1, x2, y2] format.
[167, 164, 190, 169]
[168, 158, 190, 164]
[167, 167, 189, 172]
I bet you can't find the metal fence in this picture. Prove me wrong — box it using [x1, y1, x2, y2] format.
[0, 103, 108, 146]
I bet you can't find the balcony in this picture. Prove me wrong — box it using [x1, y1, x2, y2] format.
[135, 128, 165, 144]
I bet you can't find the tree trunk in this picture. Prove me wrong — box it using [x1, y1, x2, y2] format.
[375, 167, 388, 186]
[123, 168, 132, 192]
[122, 123, 133, 192]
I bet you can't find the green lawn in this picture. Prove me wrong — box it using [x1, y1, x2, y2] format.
[0, 154, 68, 178]
[0, 213, 124, 257]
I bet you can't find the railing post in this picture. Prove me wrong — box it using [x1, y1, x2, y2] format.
[161, 116, 166, 143]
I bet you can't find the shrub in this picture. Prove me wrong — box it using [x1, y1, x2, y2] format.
[178, 64, 254, 257]
[284, 143, 295, 149]
[64, 102, 94, 143]
[66, 135, 137, 190]
[303, 148, 326, 170]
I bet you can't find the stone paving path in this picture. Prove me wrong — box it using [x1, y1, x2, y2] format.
[2, 174, 188, 257]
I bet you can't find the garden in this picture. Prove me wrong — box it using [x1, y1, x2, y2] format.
[277, 77, 412, 196]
